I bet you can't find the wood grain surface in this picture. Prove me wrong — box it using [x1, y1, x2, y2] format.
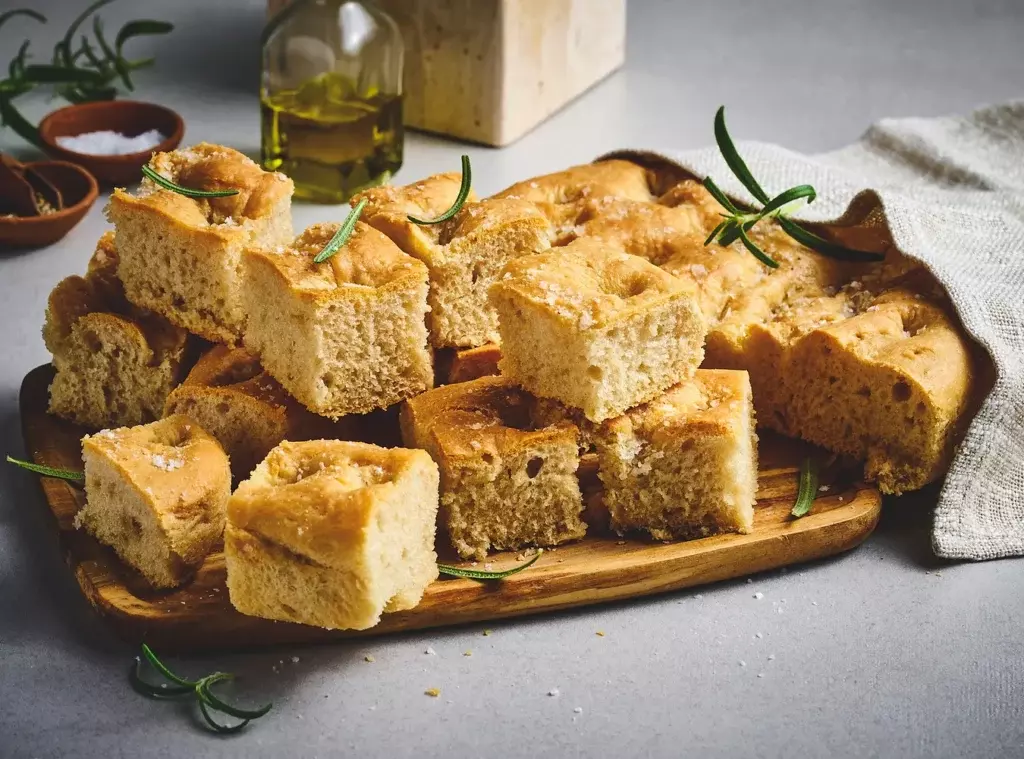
[19, 364, 881, 652]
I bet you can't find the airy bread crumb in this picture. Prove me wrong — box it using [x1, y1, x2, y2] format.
[400, 376, 586, 560]
[594, 370, 758, 539]
[241, 221, 434, 418]
[44, 232, 196, 429]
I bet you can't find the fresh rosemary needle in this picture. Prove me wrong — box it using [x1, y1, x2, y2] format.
[437, 549, 543, 580]
[130, 644, 272, 734]
[141, 163, 239, 198]
[790, 457, 820, 518]
[408, 154, 471, 225]
[703, 106, 884, 267]
[6, 455, 84, 481]
[313, 198, 366, 264]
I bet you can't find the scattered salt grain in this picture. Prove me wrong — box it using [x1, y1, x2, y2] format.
[57, 128, 167, 156]
[291, 656, 300, 663]
[425, 647, 436, 655]
[768, 654, 775, 661]
[739, 660, 747, 667]
[548, 688, 560, 697]
[151, 454, 184, 472]
[573, 707, 583, 714]
[754, 632, 763, 639]
[818, 484, 830, 492]
[753, 592, 763, 600]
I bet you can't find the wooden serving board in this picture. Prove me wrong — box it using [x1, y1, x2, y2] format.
[19, 365, 881, 652]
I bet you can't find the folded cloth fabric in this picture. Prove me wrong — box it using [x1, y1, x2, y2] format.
[601, 100, 1024, 561]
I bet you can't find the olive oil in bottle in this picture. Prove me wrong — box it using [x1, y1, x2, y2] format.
[261, 1, 404, 203]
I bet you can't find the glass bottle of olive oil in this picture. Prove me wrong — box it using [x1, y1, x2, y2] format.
[261, 0, 404, 203]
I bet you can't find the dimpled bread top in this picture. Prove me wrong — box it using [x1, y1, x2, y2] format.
[111, 142, 293, 232]
[83, 415, 228, 508]
[357, 172, 477, 223]
[245, 221, 428, 300]
[228, 441, 428, 565]
[605, 371, 750, 445]
[354, 174, 548, 258]
[404, 377, 576, 461]
[180, 345, 295, 411]
[494, 160, 655, 206]
[492, 160, 656, 236]
[493, 237, 698, 329]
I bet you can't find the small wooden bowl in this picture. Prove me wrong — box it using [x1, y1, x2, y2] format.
[0, 161, 99, 249]
[38, 101, 184, 186]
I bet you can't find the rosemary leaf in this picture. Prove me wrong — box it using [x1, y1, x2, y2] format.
[778, 217, 884, 263]
[0, 9, 46, 32]
[91, 16, 131, 90]
[703, 219, 729, 247]
[408, 154, 472, 225]
[438, 549, 542, 580]
[314, 199, 367, 263]
[701, 176, 741, 215]
[115, 20, 174, 57]
[760, 184, 816, 216]
[198, 697, 250, 734]
[140, 643, 195, 687]
[790, 457, 820, 518]
[9, 40, 31, 79]
[141, 164, 239, 198]
[6, 455, 84, 481]
[0, 97, 40, 146]
[200, 679, 273, 720]
[736, 225, 780, 269]
[59, 0, 117, 69]
[22, 63, 105, 84]
[713, 105, 769, 204]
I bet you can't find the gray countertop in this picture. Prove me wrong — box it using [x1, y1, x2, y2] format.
[2, 1, 1023, 757]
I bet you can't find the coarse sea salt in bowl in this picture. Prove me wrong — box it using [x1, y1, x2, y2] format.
[38, 100, 184, 186]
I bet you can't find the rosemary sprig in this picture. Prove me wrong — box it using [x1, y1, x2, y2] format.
[130, 644, 272, 734]
[141, 164, 239, 198]
[314, 199, 367, 264]
[790, 457, 820, 518]
[408, 154, 472, 225]
[438, 549, 542, 580]
[704, 106, 884, 267]
[7, 455, 84, 482]
[0, 2, 173, 147]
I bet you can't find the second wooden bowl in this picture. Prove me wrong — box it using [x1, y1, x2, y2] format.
[0, 161, 99, 249]
[38, 101, 184, 186]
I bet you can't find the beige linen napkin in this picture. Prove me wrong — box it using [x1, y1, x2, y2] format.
[601, 100, 1024, 561]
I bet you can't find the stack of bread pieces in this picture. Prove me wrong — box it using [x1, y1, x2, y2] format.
[43, 143, 979, 631]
